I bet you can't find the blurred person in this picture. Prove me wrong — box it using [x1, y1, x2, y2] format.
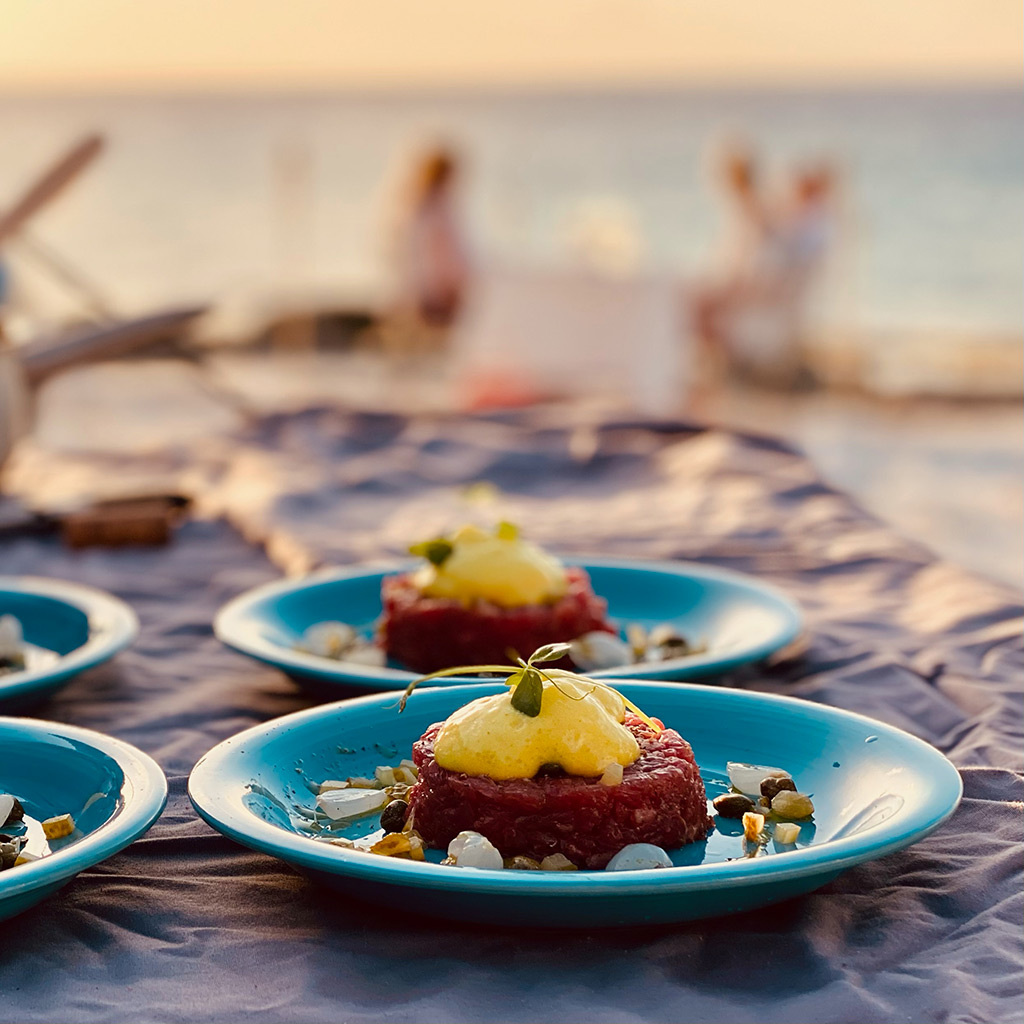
[386, 145, 472, 353]
[773, 162, 835, 293]
[690, 142, 772, 355]
[690, 145, 835, 387]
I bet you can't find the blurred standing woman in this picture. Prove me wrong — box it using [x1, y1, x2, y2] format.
[389, 146, 472, 349]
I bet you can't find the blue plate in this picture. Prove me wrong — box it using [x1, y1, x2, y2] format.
[0, 576, 139, 708]
[188, 682, 962, 928]
[214, 558, 802, 691]
[0, 717, 167, 920]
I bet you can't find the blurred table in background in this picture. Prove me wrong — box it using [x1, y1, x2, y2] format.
[7, 352, 1020, 586]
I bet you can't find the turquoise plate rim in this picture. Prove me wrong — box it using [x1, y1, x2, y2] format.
[188, 682, 962, 900]
[0, 717, 168, 903]
[213, 557, 803, 688]
[0, 575, 139, 704]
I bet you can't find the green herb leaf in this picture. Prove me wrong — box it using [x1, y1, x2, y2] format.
[510, 667, 544, 717]
[528, 642, 571, 665]
[408, 538, 454, 566]
[495, 520, 519, 540]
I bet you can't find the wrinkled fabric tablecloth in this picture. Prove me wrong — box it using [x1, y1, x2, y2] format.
[0, 406, 1021, 1024]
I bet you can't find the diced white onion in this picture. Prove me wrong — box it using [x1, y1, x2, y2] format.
[0, 615, 23, 658]
[448, 831, 502, 869]
[316, 788, 387, 820]
[343, 645, 387, 667]
[318, 780, 349, 793]
[298, 622, 356, 659]
[447, 830, 480, 859]
[606, 844, 673, 871]
[726, 762, 791, 796]
[569, 632, 633, 672]
[345, 777, 381, 790]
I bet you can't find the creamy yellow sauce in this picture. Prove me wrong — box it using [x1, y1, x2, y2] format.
[433, 677, 641, 779]
[414, 524, 568, 608]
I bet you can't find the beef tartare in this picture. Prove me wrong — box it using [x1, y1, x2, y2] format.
[382, 566, 613, 674]
[408, 712, 712, 868]
[380, 523, 615, 673]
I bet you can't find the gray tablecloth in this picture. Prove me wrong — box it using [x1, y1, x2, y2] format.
[1, 407, 1021, 1024]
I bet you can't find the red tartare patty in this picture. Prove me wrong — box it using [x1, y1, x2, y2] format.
[407, 713, 713, 868]
[380, 566, 614, 673]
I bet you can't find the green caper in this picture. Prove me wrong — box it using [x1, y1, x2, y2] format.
[760, 776, 797, 800]
[713, 793, 756, 819]
[771, 791, 815, 819]
[379, 799, 409, 834]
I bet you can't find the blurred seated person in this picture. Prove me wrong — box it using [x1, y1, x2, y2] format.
[386, 145, 472, 354]
[692, 145, 834, 386]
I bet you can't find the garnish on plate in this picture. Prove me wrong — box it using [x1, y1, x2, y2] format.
[0, 615, 26, 675]
[289, 653, 826, 872]
[407, 538, 454, 567]
[381, 524, 615, 673]
[384, 643, 710, 868]
[397, 642, 663, 736]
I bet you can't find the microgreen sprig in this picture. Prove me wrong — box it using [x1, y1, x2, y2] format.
[408, 538, 454, 566]
[397, 642, 662, 733]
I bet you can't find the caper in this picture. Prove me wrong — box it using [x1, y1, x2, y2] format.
[770, 791, 815, 819]
[760, 776, 797, 800]
[648, 625, 684, 648]
[655, 640, 692, 661]
[0, 841, 20, 870]
[3, 797, 24, 826]
[379, 799, 409, 834]
[713, 793, 756, 819]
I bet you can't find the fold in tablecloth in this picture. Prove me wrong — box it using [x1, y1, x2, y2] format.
[1, 406, 1021, 1024]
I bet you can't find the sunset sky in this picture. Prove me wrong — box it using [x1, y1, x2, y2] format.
[1, 0, 1019, 91]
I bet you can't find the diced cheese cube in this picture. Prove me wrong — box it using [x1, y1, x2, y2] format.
[742, 811, 765, 841]
[774, 822, 801, 845]
[42, 813, 75, 839]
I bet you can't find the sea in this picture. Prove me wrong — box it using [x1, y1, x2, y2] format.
[0, 86, 1020, 345]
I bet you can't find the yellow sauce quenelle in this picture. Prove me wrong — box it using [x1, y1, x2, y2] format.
[433, 677, 641, 780]
[413, 524, 568, 608]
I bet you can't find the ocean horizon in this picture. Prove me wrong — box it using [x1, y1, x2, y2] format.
[0, 84, 1020, 350]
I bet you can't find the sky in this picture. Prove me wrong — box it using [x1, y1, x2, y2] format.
[0, 0, 1020, 92]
